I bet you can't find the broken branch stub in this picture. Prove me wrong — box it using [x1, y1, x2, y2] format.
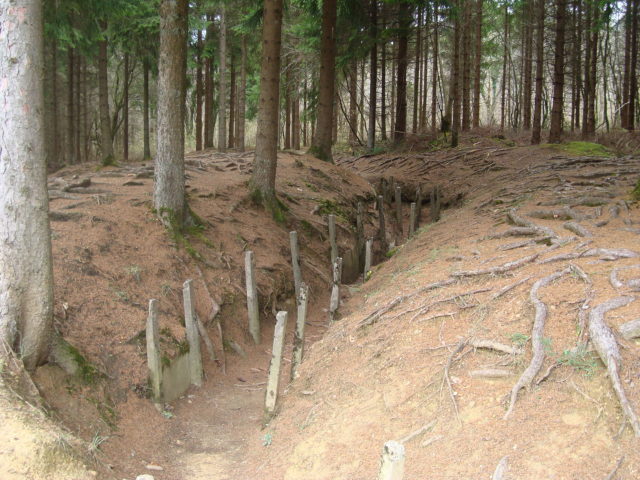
[291, 283, 309, 381]
[245, 251, 260, 344]
[264, 311, 288, 423]
[183, 279, 203, 387]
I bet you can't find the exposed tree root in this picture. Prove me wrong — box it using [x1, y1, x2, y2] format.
[603, 456, 625, 480]
[487, 227, 541, 239]
[609, 265, 640, 291]
[507, 208, 558, 238]
[469, 338, 521, 355]
[405, 288, 491, 322]
[563, 221, 592, 237]
[452, 254, 538, 278]
[619, 318, 640, 339]
[491, 276, 533, 300]
[504, 267, 573, 419]
[539, 248, 640, 265]
[469, 369, 511, 378]
[527, 207, 584, 221]
[442, 341, 466, 425]
[358, 278, 456, 328]
[589, 296, 640, 436]
[492, 456, 509, 480]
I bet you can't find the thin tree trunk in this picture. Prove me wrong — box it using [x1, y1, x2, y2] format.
[394, 1, 412, 143]
[204, 14, 214, 148]
[238, 35, 247, 151]
[81, 58, 89, 161]
[431, 3, 439, 133]
[143, 58, 152, 160]
[218, 7, 227, 152]
[628, 0, 639, 130]
[531, 0, 545, 144]
[250, 0, 284, 204]
[622, 0, 632, 129]
[472, 0, 483, 128]
[52, 37, 59, 168]
[67, 48, 74, 164]
[500, 5, 508, 131]
[368, 0, 378, 150]
[451, 0, 462, 146]
[461, 5, 471, 131]
[154, 0, 189, 226]
[413, 6, 421, 134]
[292, 88, 300, 149]
[98, 23, 114, 165]
[349, 60, 358, 145]
[310, 0, 337, 162]
[0, 0, 54, 370]
[523, 0, 534, 130]
[196, 29, 203, 150]
[582, 2, 592, 137]
[228, 53, 236, 148]
[420, 8, 430, 131]
[123, 52, 130, 160]
[549, 0, 568, 143]
[381, 14, 387, 140]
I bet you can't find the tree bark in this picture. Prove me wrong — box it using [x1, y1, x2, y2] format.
[218, 7, 227, 152]
[461, 5, 471, 131]
[431, 3, 439, 133]
[472, 0, 483, 128]
[0, 0, 54, 370]
[143, 58, 152, 160]
[154, 0, 188, 226]
[204, 13, 214, 148]
[500, 5, 508, 131]
[394, 1, 412, 143]
[531, 0, 545, 144]
[381, 12, 387, 140]
[522, 0, 534, 130]
[196, 28, 203, 150]
[123, 52, 130, 160]
[250, 0, 283, 204]
[549, 0, 567, 143]
[310, 0, 337, 162]
[349, 60, 358, 145]
[98, 22, 114, 165]
[413, 7, 421, 134]
[451, 0, 462, 146]
[67, 48, 75, 164]
[238, 35, 247, 151]
[228, 52, 235, 149]
[368, 0, 378, 151]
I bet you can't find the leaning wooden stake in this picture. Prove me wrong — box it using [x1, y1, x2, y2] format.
[364, 238, 373, 280]
[377, 441, 405, 480]
[329, 257, 343, 322]
[183, 279, 203, 387]
[396, 186, 402, 245]
[290, 231, 302, 299]
[328, 213, 338, 267]
[291, 283, 309, 380]
[264, 311, 288, 423]
[146, 299, 163, 403]
[409, 202, 416, 237]
[378, 195, 387, 251]
[245, 251, 260, 344]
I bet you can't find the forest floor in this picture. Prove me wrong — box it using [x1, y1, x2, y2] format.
[3, 133, 640, 479]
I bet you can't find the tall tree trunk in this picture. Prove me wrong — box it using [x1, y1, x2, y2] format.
[431, 3, 439, 133]
[531, 0, 545, 144]
[349, 60, 358, 145]
[143, 58, 152, 160]
[628, 0, 639, 130]
[359, 59, 365, 140]
[82, 59, 89, 161]
[461, 5, 471, 131]
[0, 0, 54, 370]
[75, 53, 81, 162]
[310, 0, 337, 162]
[523, 0, 534, 130]
[450, 0, 462, 146]
[586, 9, 598, 136]
[52, 37, 59, 168]
[622, 0, 632, 129]
[67, 48, 75, 164]
[381, 15, 387, 140]
[581, 2, 591, 137]
[394, 1, 411, 143]
[500, 5, 508, 131]
[472, 0, 483, 128]
[228, 53, 236, 148]
[292, 88, 301, 150]
[549, 0, 568, 143]
[154, 0, 188, 226]
[368, 0, 378, 151]
[413, 7, 421, 134]
[238, 35, 247, 151]
[574, 0, 582, 130]
[196, 29, 203, 151]
[204, 14, 214, 148]
[420, 9, 430, 131]
[218, 7, 227, 152]
[123, 52, 130, 160]
[98, 23, 114, 165]
[250, 0, 283, 204]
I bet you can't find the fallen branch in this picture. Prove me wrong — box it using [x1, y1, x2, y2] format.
[469, 338, 521, 355]
[469, 369, 512, 378]
[359, 278, 456, 328]
[452, 254, 538, 278]
[491, 276, 533, 300]
[442, 341, 466, 425]
[492, 456, 509, 480]
[589, 296, 640, 436]
[408, 288, 491, 322]
[603, 456, 625, 480]
[504, 267, 573, 419]
[398, 419, 437, 444]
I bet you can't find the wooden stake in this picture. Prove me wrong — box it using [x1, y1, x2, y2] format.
[378, 195, 387, 251]
[329, 257, 343, 322]
[377, 441, 405, 480]
[430, 186, 441, 222]
[409, 202, 416, 237]
[365, 237, 373, 280]
[245, 251, 260, 344]
[395, 185, 402, 241]
[291, 283, 309, 380]
[356, 201, 364, 268]
[264, 311, 288, 422]
[183, 279, 203, 387]
[146, 299, 162, 402]
[415, 184, 423, 226]
[328, 213, 338, 267]
[290, 231, 302, 299]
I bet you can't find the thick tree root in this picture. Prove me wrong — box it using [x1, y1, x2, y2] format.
[507, 208, 558, 238]
[527, 207, 584, 221]
[504, 267, 573, 419]
[452, 254, 538, 278]
[619, 319, 640, 339]
[539, 248, 640, 265]
[563, 221, 592, 237]
[491, 276, 533, 300]
[487, 227, 541, 239]
[609, 265, 640, 291]
[469, 338, 521, 355]
[492, 456, 509, 480]
[588, 296, 640, 436]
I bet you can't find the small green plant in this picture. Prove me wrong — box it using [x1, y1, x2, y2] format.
[510, 332, 530, 347]
[125, 265, 142, 283]
[546, 141, 613, 157]
[161, 410, 174, 419]
[262, 432, 273, 446]
[115, 289, 129, 303]
[632, 178, 640, 201]
[88, 432, 108, 455]
[365, 270, 373, 281]
[386, 247, 399, 258]
[316, 199, 348, 220]
[558, 345, 598, 377]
